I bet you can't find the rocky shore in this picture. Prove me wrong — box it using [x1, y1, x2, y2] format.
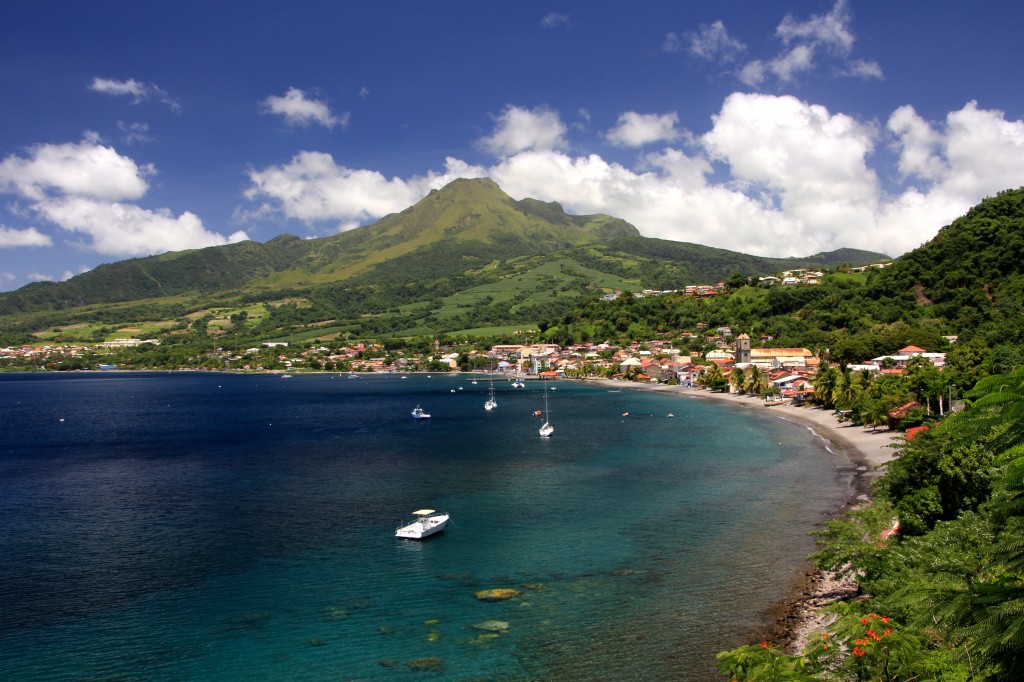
[581, 378, 899, 652]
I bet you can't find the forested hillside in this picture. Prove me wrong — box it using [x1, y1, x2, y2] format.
[542, 187, 1024, 370]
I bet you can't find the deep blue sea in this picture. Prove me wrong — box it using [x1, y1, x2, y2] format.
[0, 372, 853, 681]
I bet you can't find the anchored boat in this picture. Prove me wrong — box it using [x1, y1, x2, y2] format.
[395, 509, 449, 539]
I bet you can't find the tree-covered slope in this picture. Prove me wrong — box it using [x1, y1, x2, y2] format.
[543, 187, 1024, 360]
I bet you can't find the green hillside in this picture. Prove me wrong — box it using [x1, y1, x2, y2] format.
[544, 187, 1024, 364]
[0, 178, 889, 345]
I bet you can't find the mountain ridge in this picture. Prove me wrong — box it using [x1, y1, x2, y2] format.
[0, 178, 890, 341]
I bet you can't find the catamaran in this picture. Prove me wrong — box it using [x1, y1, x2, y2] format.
[539, 377, 554, 438]
[395, 509, 449, 539]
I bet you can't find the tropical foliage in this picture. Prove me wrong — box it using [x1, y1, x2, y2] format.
[717, 366, 1024, 680]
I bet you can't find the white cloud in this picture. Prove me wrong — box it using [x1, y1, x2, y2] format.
[0, 134, 150, 201]
[245, 152, 486, 228]
[0, 225, 52, 247]
[118, 121, 152, 145]
[605, 112, 684, 147]
[770, 45, 816, 83]
[27, 272, 53, 282]
[243, 97, 1024, 261]
[890, 101, 1024, 199]
[688, 20, 746, 62]
[478, 105, 568, 157]
[843, 59, 883, 79]
[0, 134, 247, 257]
[260, 87, 349, 129]
[540, 13, 570, 29]
[738, 0, 880, 87]
[662, 32, 683, 53]
[35, 197, 247, 257]
[777, 0, 854, 53]
[738, 60, 767, 87]
[89, 77, 181, 112]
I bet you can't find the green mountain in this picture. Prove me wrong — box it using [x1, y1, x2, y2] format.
[0, 178, 888, 344]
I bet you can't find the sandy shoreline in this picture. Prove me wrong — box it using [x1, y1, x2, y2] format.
[581, 378, 900, 652]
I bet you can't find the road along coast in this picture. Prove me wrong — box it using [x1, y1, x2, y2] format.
[582, 378, 901, 653]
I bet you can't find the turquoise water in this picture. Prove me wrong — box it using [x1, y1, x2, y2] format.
[0, 373, 852, 680]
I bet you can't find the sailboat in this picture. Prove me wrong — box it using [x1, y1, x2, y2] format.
[484, 368, 497, 411]
[539, 376, 554, 438]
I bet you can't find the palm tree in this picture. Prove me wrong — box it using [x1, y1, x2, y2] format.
[745, 364, 769, 396]
[729, 366, 745, 393]
[812, 364, 839, 408]
[701, 362, 725, 390]
[832, 367, 864, 409]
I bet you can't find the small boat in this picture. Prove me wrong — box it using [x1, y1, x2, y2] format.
[667, 413, 675, 418]
[539, 377, 554, 438]
[395, 509, 449, 539]
[484, 368, 497, 411]
[281, 374, 293, 378]
[411, 405, 431, 419]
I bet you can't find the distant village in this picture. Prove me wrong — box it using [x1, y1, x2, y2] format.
[1, 263, 917, 399]
[1, 326, 945, 410]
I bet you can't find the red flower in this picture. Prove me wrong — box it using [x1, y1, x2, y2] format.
[860, 618, 869, 625]
[760, 640, 769, 649]
[884, 629, 893, 636]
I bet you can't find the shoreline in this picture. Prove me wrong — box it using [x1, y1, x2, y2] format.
[580, 378, 898, 652]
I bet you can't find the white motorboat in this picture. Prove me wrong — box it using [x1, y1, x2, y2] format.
[395, 509, 449, 539]
[411, 405, 431, 419]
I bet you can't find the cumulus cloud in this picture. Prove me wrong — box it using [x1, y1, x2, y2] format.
[0, 133, 150, 201]
[35, 197, 247, 257]
[890, 101, 1024, 199]
[244, 97, 1024, 260]
[245, 152, 486, 228]
[89, 77, 181, 112]
[0, 225, 52, 247]
[478, 105, 568, 157]
[0, 135, 247, 256]
[687, 20, 746, 62]
[605, 112, 685, 147]
[260, 87, 349, 129]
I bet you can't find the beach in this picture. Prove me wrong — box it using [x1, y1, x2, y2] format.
[583, 378, 900, 652]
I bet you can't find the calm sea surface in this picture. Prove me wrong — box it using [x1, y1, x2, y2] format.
[0, 372, 852, 680]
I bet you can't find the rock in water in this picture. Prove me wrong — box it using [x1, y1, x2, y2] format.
[474, 588, 522, 601]
[472, 619, 510, 632]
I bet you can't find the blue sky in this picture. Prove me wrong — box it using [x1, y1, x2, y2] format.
[2, 1, 1023, 291]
